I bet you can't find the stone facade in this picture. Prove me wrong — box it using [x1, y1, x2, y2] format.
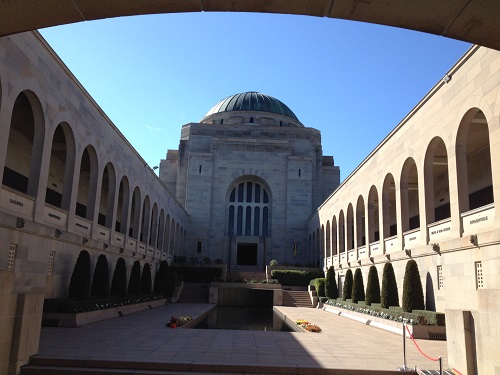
[160, 96, 340, 268]
[311, 45, 500, 374]
[0, 32, 188, 374]
[0, 24, 499, 375]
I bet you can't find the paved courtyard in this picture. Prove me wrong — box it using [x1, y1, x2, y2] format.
[35, 303, 448, 374]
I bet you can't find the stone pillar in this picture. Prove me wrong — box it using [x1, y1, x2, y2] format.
[445, 309, 476, 375]
[0, 272, 17, 375]
[8, 293, 45, 375]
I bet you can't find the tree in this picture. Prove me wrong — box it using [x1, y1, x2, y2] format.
[324, 266, 338, 299]
[128, 260, 141, 295]
[402, 259, 425, 312]
[141, 263, 152, 294]
[365, 265, 381, 305]
[342, 269, 353, 301]
[91, 254, 110, 297]
[110, 257, 127, 296]
[154, 260, 169, 294]
[351, 268, 365, 303]
[381, 262, 399, 308]
[68, 250, 91, 299]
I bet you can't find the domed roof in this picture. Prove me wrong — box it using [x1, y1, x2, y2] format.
[203, 92, 299, 122]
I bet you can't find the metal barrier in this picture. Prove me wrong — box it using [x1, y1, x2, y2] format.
[398, 320, 443, 375]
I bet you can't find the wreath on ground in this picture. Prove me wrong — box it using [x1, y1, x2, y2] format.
[296, 319, 321, 333]
[167, 315, 192, 328]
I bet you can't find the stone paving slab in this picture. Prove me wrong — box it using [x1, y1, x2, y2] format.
[35, 303, 448, 373]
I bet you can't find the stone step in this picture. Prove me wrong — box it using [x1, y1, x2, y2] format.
[282, 290, 313, 308]
[20, 357, 312, 375]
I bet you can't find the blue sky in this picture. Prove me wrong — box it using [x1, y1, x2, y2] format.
[40, 12, 470, 180]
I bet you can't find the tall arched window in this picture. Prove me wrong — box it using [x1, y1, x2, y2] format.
[456, 109, 493, 212]
[3, 91, 45, 197]
[227, 179, 271, 237]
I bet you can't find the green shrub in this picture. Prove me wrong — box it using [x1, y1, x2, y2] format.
[381, 262, 399, 308]
[141, 263, 152, 294]
[351, 268, 365, 303]
[153, 260, 169, 294]
[412, 310, 446, 326]
[269, 259, 278, 266]
[270, 269, 323, 286]
[310, 278, 326, 297]
[91, 254, 109, 298]
[127, 261, 141, 295]
[326, 299, 430, 325]
[68, 250, 91, 299]
[342, 269, 353, 301]
[325, 266, 338, 299]
[110, 257, 127, 296]
[402, 259, 425, 312]
[365, 265, 380, 305]
[171, 266, 222, 283]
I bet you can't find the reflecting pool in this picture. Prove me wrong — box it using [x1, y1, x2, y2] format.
[193, 306, 294, 332]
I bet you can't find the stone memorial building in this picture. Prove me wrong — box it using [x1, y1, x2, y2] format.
[160, 92, 340, 268]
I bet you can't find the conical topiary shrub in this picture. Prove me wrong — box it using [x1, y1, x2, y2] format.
[342, 269, 353, 301]
[351, 268, 365, 303]
[402, 259, 425, 312]
[154, 260, 169, 295]
[128, 260, 141, 295]
[141, 263, 152, 294]
[324, 266, 338, 299]
[110, 257, 127, 296]
[68, 250, 91, 299]
[365, 265, 381, 305]
[381, 262, 399, 308]
[91, 254, 110, 297]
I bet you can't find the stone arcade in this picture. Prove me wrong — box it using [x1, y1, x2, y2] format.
[0, 30, 499, 375]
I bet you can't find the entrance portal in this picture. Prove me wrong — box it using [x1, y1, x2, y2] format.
[237, 243, 258, 266]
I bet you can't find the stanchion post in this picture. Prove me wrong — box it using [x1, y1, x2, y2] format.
[398, 320, 411, 372]
[439, 356, 443, 375]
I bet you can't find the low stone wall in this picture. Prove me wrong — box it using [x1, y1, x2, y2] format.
[323, 306, 446, 340]
[42, 283, 183, 328]
[43, 299, 168, 327]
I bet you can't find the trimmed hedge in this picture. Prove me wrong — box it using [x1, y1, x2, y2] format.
[91, 254, 109, 298]
[325, 266, 338, 299]
[342, 269, 353, 301]
[381, 262, 399, 308]
[153, 260, 169, 294]
[310, 278, 326, 297]
[402, 259, 425, 312]
[270, 269, 324, 286]
[170, 266, 222, 283]
[365, 265, 380, 305]
[110, 257, 127, 296]
[128, 261, 141, 296]
[68, 250, 91, 299]
[141, 263, 152, 294]
[43, 294, 165, 314]
[412, 310, 446, 326]
[351, 268, 365, 303]
[325, 299, 445, 326]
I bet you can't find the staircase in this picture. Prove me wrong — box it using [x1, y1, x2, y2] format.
[282, 290, 313, 308]
[177, 283, 209, 303]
